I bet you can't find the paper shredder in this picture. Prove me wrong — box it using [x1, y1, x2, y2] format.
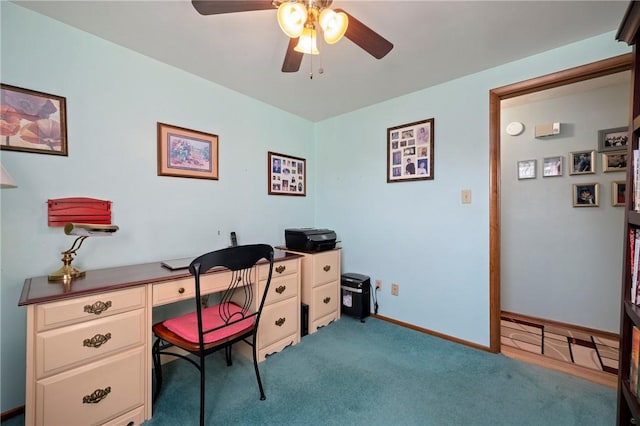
[341, 273, 370, 322]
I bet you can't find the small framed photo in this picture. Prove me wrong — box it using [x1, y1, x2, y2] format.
[157, 122, 219, 180]
[0, 84, 68, 156]
[602, 150, 627, 173]
[387, 118, 434, 182]
[543, 156, 563, 177]
[517, 159, 536, 179]
[612, 181, 626, 207]
[573, 183, 599, 207]
[268, 151, 306, 196]
[569, 150, 595, 175]
[598, 126, 628, 152]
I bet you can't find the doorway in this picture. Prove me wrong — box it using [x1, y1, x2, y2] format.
[488, 53, 633, 354]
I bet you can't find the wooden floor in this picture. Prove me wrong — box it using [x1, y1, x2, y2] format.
[500, 311, 619, 388]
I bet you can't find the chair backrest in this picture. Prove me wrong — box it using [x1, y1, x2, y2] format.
[188, 244, 274, 347]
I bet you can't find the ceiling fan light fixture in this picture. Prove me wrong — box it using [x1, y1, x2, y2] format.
[319, 8, 348, 44]
[293, 26, 319, 55]
[277, 2, 307, 38]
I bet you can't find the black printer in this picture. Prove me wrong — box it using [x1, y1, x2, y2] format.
[285, 228, 337, 252]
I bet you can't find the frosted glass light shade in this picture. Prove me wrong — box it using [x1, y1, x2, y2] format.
[294, 27, 319, 55]
[319, 9, 348, 44]
[277, 2, 307, 38]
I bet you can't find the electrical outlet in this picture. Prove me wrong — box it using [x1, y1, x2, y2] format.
[391, 283, 399, 296]
[375, 279, 382, 291]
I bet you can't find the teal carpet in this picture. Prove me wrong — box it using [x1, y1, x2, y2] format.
[146, 317, 614, 425]
[1, 317, 616, 425]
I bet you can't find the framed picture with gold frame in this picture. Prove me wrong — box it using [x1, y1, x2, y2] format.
[157, 122, 218, 180]
[0, 84, 68, 156]
[612, 181, 626, 207]
[602, 150, 627, 173]
[573, 183, 599, 207]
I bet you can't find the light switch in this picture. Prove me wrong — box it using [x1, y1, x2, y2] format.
[461, 189, 472, 204]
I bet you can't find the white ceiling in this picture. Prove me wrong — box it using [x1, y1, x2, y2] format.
[11, 0, 630, 122]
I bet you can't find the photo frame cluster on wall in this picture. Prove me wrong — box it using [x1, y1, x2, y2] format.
[517, 126, 628, 208]
[268, 151, 306, 196]
[387, 118, 434, 183]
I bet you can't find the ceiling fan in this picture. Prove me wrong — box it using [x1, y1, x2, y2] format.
[191, 0, 394, 73]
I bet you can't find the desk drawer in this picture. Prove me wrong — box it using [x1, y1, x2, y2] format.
[310, 251, 339, 287]
[36, 287, 145, 332]
[312, 281, 338, 320]
[152, 272, 230, 306]
[36, 309, 145, 378]
[35, 347, 144, 426]
[262, 272, 298, 305]
[259, 298, 298, 348]
[259, 258, 298, 280]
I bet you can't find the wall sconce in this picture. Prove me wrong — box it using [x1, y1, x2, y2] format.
[48, 222, 119, 284]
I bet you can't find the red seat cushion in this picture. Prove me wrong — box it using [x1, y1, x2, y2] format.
[163, 302, 255, 344]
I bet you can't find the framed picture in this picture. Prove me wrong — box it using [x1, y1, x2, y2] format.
[573, 183, 599, 207]
[598, 126, 628, 152]
[268, 151, 306, 196]
[612, 181, 626, 207]
[543, 156, 563, 177]
[569, 150, 595, 175]
[602, 150, 627, 172]
[517, 159, 536, 179]
[157, 122, 218, 180]
[0, 84, 68, 156]
[387, 118, 434, 182]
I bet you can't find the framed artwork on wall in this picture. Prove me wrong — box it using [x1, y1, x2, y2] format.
[573, 183, 599, 207]
[612, 181, 626, 207]
[157, 122, 219, 180]
[598, 126, 628, 152]
[387, 118, 434, 182]
[517, 159, 536, 179]
[602, 150, 627, 172]
[268, 151, 306, 196]
[542, 156, 563, 177]
[0, 84, 68, 156]
[569, 150, 595, 175]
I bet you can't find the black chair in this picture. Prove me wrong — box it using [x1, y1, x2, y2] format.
[152, 244, 274, 426]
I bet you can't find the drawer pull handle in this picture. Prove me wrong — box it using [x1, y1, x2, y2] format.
[83, 386, 111, 404]
[84, 301, 112, 315]
[275, 285, 286, 294]
[323, 265, 331, 272]
[83, 333, 112, 349]
[178, 287, 185, 294]
[275, 317, 286, 327]
[276, 265, 286, 274]
[323, 296, 331, 304]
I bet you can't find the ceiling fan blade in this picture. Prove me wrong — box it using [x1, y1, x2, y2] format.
[334, 9, 393, 59]
[282, 38, 303, 73]
[192, 1, 276, 15]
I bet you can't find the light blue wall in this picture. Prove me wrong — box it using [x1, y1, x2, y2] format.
[314, 32, 630, 345]
[501, 82, 628, 333]
[0, 1, 632, 413]
[0, 3, 314, 411]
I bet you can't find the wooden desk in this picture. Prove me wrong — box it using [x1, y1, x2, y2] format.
[18, 251, 301, 426]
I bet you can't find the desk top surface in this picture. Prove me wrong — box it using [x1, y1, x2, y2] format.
[19, 250, 301, 306]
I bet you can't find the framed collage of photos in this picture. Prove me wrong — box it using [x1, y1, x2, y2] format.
[387, 118, 434, 183]
[268, 151, 306, 196]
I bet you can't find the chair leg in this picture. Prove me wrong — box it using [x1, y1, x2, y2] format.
[225, 345, 232, 366]
[199, 355, 205, 426]
[152, 338, 163, 403]
[252, 337, 266, 401]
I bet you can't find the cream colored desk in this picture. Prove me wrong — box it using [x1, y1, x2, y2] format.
[18, 251, 301, 426]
